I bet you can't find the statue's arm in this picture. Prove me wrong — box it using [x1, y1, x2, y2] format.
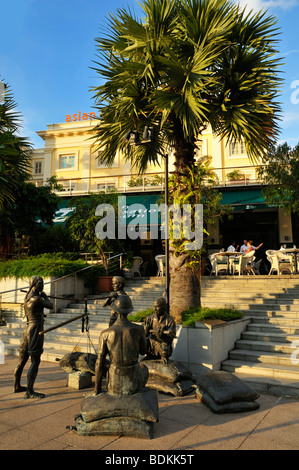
[139, 329, 147, 356]
[39, 292, 53, 310]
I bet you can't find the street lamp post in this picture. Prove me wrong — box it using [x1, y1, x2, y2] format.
[164, 153, 170, 315]
[124, 128, 170, 314]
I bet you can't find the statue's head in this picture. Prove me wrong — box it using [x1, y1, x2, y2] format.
[112, 276, 125, 290]
[29, 276, 44, 292]
[154, 297, 166, 316]
[112, 295, 133, 316]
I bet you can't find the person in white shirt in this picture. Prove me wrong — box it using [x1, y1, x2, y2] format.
[227, 242, 239, 252]
[240, 240, 248, 253]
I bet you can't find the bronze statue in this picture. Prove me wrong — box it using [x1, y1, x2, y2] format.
[13, 276, 53, 399]
[102, 276, 128, 327]
[144, 297, 176, 364]
[74, 294, 158, 438]
[95, 295, 148, 396]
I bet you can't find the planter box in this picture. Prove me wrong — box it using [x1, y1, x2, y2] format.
[97, 276, 113, 292]
[171, 318, 250, 375]
[0, 274, 88, 314]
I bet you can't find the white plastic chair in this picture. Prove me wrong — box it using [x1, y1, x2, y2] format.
[209, 253, 228, 276]
[266, 250, 293, 275]
[132, 256, 143, 277]
[234, 251, 255, 275]
[276, 251, 293, 274]
[155, 255, 165, 276]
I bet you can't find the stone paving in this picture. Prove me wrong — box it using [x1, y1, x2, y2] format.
[0, 356, 298, 451]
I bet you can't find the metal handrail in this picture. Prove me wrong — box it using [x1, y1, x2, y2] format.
[0, 252, 124, 298]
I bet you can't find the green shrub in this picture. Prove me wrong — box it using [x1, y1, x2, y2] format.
[181, 306, 243, 327]
[128, 305, 243, 326]
[0, 254, 102, 281]
[128, 307, 154, 323]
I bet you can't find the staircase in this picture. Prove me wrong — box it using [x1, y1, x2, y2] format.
[0, 277, 165, 362]
[2, 275, 299, 398]
[201, 276, 299, 398]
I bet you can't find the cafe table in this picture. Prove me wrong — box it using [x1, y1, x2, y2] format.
[217, 251, 244, 275]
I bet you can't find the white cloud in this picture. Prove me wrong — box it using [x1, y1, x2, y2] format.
[235, 0, 298, 11]
[281, 111, 299, 126]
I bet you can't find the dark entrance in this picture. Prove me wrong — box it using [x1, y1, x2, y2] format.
[219, 209, 279, 265]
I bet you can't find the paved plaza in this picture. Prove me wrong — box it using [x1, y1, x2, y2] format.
[0, 356, 298, 451]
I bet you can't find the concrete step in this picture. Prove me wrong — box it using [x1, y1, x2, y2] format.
[235, 339, 297, 354]
[247, 323, 299, 335]
[244, 311, 299, 319]
[201, 293, 299, 302]
[222, 370, 299, 398]
[202, 300, 299, 312]
[222, 359, 299, 380]
[241, 330, 299, 344]
[247, 316, 299, 326]
[228, 348, 295, 366]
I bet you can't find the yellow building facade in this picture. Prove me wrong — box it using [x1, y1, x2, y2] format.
[29, 116, 296, 253]
[30, 117, 259, 194]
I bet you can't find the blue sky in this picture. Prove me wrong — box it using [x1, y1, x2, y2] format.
[1, 0, 299, 148]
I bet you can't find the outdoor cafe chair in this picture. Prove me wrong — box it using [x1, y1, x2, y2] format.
[233, 251, 255, 275]
[209, 253, 229, 276]
[155, 255, 165, 276]
[266, 250, 293, 275]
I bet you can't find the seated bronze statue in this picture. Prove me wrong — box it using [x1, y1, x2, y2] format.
[95, 295, 148, 396]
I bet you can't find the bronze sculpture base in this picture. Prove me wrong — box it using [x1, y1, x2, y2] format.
[74, 388, 158, 439]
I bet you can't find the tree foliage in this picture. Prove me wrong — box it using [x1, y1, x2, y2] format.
[258, 142, 299, 213]
[0, 79, 32, 209]
[92, 0, 282, 173]
[66, 192, 124, 273]
[0, 177, 62, 256]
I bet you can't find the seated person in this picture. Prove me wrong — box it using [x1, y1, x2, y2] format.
[244, 240, 263, 253]
[227, 242, 239, 252]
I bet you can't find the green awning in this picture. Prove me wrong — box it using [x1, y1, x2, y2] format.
[221, 189, 278, 211]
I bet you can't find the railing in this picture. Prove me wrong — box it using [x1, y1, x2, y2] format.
[31, 165, 264, 196]
[0, 253, 124, 308]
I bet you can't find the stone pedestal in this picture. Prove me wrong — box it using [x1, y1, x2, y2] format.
[67, 371, 93, 390]
[74, 388, 158, 439]
[142, 360, 195, 397]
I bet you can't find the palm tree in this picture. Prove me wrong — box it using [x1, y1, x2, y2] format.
[91, 0, 282, 320]
[0, 79, 32, 209]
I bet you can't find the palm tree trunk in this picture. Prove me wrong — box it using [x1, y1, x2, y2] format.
[169, 252, 201, 323]
[168, 133, 201, 323]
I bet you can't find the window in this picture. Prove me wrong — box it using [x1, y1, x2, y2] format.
[95, 151, 119, 168]
[59, 154, 76, 169]
[228, 141, 246, 157]
[33, 161, 43, 175]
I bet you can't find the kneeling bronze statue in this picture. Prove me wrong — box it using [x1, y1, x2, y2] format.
[144, 297, 176, 364]
[142, 297, 196, 397]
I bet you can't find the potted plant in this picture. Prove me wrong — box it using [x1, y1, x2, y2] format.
[122, 251, 135, 278]
[226, 170, 246, 184]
